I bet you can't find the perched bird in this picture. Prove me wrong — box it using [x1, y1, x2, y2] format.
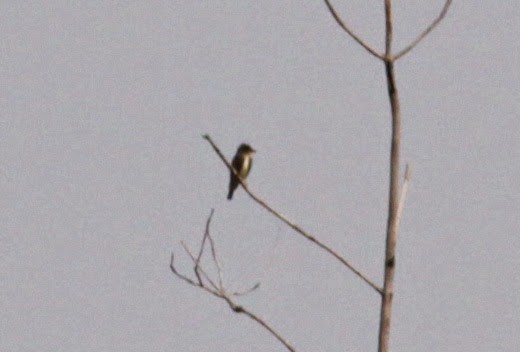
[227, 143, 256, 200]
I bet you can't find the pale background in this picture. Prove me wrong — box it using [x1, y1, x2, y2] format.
[1, 1, 519, 351]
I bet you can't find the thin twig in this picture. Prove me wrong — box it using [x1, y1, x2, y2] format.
[170, 252, 222, 299]
[171, 211, 297, 352]
[206, 217, 224, 291]
[196, 209, 214, 266]
[203, 134, 382, 294]
[221, 295, 297, 352]
[170, 252, 199, 287]
[395, 164, 411, 231]
[182, 241, 220, 292]
[231, 282, 261, 297]
[394, 0, 453, 60]
[196, 209, 224, 290]
[323, 0, 384, 60]
[194, 209, 215, 286]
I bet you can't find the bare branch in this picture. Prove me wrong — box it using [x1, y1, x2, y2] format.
[171, 211, 297, 352]
[206, 215, 224, 290]
[322, 0, 384, 60]
[221, 295, 298, 352]
[379, 2, 400, 351]
[195, 209, 225, 290]
[394, 0, 453, 60]
[169, 252, 222, 299]
[193, 209, 215, 288]
[203, 134, 382, 294]
[379, 0, 451, 349]
[182, 241, 220, 292]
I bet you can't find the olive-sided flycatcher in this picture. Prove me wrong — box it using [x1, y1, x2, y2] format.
[227, 143, 256, 200]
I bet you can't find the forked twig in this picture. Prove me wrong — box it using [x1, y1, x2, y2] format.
[170, 211, 295, 352]
[394, 0, 453, 60]
[170, 252, 221, 299]
[203, 134, 382, 294]
[182, 241, 220, 292]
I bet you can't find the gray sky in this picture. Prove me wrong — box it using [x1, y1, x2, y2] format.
[1, 1, 519, 351]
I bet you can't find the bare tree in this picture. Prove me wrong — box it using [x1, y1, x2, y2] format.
[171, 1, 452, 351]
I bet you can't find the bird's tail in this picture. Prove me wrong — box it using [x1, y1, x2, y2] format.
[228, 175, 238, 200]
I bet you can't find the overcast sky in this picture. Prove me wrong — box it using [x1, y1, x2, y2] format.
[1, 1, 519, 351]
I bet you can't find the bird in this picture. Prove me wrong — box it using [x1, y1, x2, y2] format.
[227, 143, 256, 200]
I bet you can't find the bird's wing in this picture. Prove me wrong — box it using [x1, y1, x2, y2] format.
[231, 153, 244, 174]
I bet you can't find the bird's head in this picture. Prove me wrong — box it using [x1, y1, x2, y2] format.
[237, 143, 256, 154]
